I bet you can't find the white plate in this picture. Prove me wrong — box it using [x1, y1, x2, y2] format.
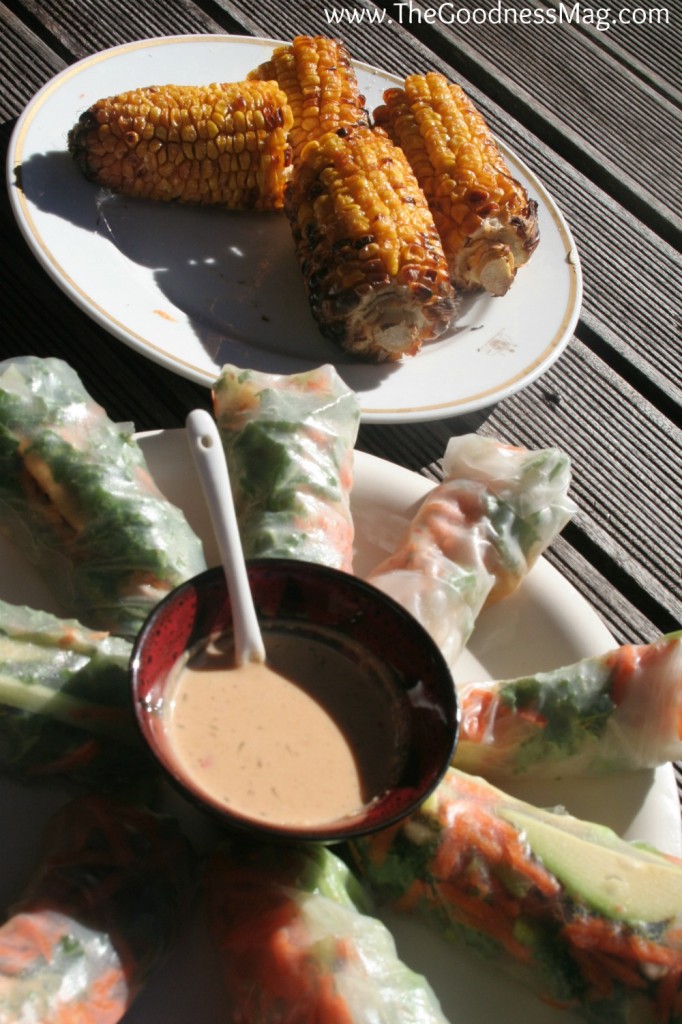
[0, 432, 679, 1023]
[6, 35, 582, 424]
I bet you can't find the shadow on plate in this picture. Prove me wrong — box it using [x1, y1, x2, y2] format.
[10, 152, 401, 383]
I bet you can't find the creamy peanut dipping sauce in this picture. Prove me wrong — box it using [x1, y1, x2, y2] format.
[162, 627, 407, 828]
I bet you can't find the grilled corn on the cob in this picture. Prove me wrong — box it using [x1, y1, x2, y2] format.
[374, 73, 539, 296]
[68, 81, 294, 211]
[249, 36, 369, 162]
[285, 125, 457, 361]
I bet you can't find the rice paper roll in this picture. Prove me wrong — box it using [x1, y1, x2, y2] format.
[0, 795, 197, 1023]
[0, 357, 206, 638]
[0, 599, 155, 790]
[353, 767, 682, 1024]
[367, 434, 576, 669]
[212, 363, 359, 572]
[204, 841, 450, 1024]
[455, 630, 682, 778]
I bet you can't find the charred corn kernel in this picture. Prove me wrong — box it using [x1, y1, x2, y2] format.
[68, 81, 294, 211]
[285, 125, 457, 362]
[249, 36, 369, 161]
[374, 72, 539, 296]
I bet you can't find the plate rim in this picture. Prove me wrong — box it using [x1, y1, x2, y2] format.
[7, 33, 583, 424]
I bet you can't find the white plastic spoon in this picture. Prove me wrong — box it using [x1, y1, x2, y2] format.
[185, 408, 266, 666]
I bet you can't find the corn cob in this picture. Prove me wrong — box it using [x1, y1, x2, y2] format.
[68, 80, 294, 211]
[374, 72, 539, 296]
[285, 124, 458, 361]
[248, 35, 369, 162]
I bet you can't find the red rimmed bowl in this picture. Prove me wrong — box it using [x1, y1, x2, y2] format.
[130, 559, 459, 843]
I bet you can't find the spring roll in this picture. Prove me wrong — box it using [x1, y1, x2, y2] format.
[367, 434, 575, 669]
[204, 841, 450, 1024]
[212, 363, 359, 572]
[0, 356, 206, 638]
[454, 630, 682, 778]
[0, 795, 197, 1023]
[353, 767, 682, 1024]
[0, 599, 156, 790]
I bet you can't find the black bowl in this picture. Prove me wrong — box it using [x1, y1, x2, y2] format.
[130, 559, 459, 843]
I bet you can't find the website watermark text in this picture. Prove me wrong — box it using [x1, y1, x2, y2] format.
[323, 2, 671, 33]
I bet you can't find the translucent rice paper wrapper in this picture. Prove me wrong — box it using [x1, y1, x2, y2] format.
[205, 842, 450, 1024]
[0, 796, 197, 1022]
[212, 363, 360, 572]
[353, 767, 682, 1024]
[0, 357, 206, 639]
[368, 434, 576, 670]
[0, 598, 156, 790]
[456, 631, 682, 778]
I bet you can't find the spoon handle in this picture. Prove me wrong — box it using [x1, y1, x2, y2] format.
[185, 409, 266, 665]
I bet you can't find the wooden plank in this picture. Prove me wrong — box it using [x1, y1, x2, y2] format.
[5, 0, 228, 61]
[357, 413, 491, 473]
[467, 122, 682, 411]
[539, 535, 665, 646]
[542, 0, 682, 104]
[486, 349, 681, 634]
[0, 4, 66, 117]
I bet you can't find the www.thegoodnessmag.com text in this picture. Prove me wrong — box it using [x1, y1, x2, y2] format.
[322, 1, 671, 32]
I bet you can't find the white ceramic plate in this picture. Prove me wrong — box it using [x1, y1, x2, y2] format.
[7, 35, 582, 424]
[0, 432, 679, 1023]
